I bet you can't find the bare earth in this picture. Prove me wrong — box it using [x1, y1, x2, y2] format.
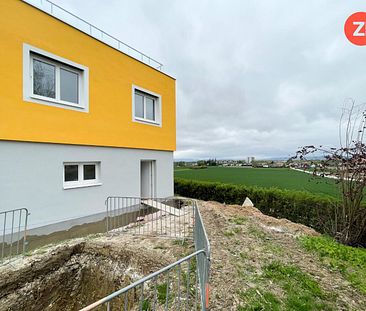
[199, 201, 366, 310]
[1, 200, 365, 310]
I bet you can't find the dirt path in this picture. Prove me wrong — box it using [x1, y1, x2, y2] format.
[199, 201, 366, 311]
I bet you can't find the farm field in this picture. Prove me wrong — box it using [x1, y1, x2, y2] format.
[175, 167, 341, 198]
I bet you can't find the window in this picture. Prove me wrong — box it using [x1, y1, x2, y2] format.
[133, 86, 161, 125]
[31, 54, 80, 105]
[63, 162, 101, 189]
[23, 44, 89, 112]
[33, 59, 56, 99]
[134, 91, 156, 121]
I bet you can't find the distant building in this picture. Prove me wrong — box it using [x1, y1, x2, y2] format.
[247, 156, 255, 164]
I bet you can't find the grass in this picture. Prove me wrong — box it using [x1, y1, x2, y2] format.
[172, 239, 190, 248]
[238, 288, 282, 311]
[224, 227, 242, 237]
[299, 235, 366, 294]
[142, 299, 152, 311]
[238, 261, 335, 311]
[263, 262, 323, 297]
[157, 283, 169, 304]
[175, 167, 340, 198]
[229, 216, 248, 225]
[247, 225, 267, 240]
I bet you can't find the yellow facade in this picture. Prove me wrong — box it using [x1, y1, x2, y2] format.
[0, 0, 176, 151]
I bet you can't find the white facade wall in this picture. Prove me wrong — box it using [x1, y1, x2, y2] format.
[0, 141, 173, 234]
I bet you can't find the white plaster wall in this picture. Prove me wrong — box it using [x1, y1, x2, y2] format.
[0, 141, 173, 231]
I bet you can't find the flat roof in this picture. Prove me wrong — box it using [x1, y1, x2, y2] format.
[22, 0, 175, 79]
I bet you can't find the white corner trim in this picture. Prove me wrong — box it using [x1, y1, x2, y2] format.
[23, 43, 89, 112]
[132, 84, 162, 127]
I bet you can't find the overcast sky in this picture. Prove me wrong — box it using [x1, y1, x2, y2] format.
[53, 0, 366, 160]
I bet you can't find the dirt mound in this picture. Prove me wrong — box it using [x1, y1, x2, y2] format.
[0, 235, 182, 311]
[199, 200, 366, 310]
[205, 201, 319, 236]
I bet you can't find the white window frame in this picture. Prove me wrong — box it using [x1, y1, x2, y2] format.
[23, 43, 89, 112]
[132, 85, 162, 126]
[63, 162, 101, 189]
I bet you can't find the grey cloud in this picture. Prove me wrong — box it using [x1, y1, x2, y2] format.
[53, 0, 366, 160]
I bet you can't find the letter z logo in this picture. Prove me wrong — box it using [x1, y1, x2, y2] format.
[353, 21, 365, 37]
[345, 12, 366, 45]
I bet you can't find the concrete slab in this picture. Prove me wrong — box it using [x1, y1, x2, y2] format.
[141, 199, 182, 216]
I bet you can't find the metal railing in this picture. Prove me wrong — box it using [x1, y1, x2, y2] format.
[0, 208, 29, 262]
[106, 197, 195, 239]
[81, 198, 210, 310]
[22, 0, 163, 70]
[194, 203, 211, 309]
[80, 250, 206, 311]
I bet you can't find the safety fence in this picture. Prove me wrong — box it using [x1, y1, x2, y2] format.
[80, 250, 205, 311]
[22, 0, 163, 70]
[81, 197, 210, 310]
[106, 197, 195, 239]
[0, 208, 29, 262]
[193, 203, 211, 309]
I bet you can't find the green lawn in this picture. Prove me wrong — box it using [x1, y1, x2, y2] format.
[174, 167, 341, 198]
[299, 235, 366, 294]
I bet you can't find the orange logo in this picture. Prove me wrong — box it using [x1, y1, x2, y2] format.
[344, 12, 366, 46]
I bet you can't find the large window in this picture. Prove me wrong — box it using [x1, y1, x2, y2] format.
[23, 44, 89, 112]
[32, 55, 80, 105]
[63, 162, 101, 189]
[133, 86, 161, 125]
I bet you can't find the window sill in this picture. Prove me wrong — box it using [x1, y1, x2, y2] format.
[134, 117, 161, 127]
[30, 94, 85, 110]
[63, 182, 102, 190]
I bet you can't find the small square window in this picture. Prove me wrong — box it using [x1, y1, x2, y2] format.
[133, 87, 161, 125]
[83, 164, 96, 180]
[64, 165, 78, 182]
[63, 162, 101, 189]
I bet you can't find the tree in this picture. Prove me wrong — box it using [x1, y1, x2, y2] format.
[293, 100, 366, 246]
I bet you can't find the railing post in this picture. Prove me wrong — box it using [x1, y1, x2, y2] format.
[105, 198, 109, 233]
[0, 208, 29, 261]
[23, 211, 30, 254]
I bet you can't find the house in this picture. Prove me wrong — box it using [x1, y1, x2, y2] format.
[0, 0, 176, 235]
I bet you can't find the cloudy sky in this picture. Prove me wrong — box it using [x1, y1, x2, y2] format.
[52, 0, 366, 160]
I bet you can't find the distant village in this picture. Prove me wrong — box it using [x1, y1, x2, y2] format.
[175, 157, 317, 169]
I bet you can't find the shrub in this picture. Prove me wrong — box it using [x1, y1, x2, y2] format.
[292, 102, 366, 246]
[174, 178, 366, 246]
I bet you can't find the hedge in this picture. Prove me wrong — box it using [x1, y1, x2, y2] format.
[174, 178, 339, 234]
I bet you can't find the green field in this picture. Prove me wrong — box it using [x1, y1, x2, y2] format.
[175, 167, 341, 198]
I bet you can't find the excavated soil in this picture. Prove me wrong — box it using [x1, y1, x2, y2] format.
[1, 200, 365, 310]
[0, 203, 194, 311]
[0, 234, 189, 311]
[199, 201, 366, 310]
